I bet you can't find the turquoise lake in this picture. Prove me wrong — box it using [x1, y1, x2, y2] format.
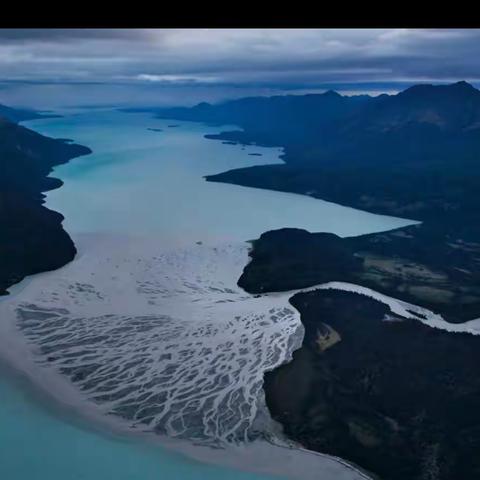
[0, 110, 416, 480]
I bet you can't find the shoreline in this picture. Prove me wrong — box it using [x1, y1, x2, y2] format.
[0, 115, 91, 297]
[9, 228, 461, 480]
[0, 110, 419, 480]
[0, 234, 371, 480]
[242, 230, 480, 479]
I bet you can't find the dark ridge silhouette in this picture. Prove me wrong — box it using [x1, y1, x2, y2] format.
[0, 103, 59, 123]
[0, 109, 91, 295]
[142, 82, 480, 480]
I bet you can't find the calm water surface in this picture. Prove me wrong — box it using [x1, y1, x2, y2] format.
[0, 110, 416, 480]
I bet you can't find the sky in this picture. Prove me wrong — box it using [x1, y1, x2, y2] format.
[0, 29, 479, 109]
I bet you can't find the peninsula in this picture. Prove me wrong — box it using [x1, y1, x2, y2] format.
[0, 106, 91, 295]
[143, 81, 480, 479]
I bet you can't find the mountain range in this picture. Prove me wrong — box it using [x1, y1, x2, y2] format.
[153, 81, 480, 168]
[153, 82, 480, 480]
[4, 83, 480, 480]
[143, 82, 480, 229]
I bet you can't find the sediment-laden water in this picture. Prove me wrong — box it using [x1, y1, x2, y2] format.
[0, 110, 416, 479]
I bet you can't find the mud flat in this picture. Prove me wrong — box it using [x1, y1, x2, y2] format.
[0, 110, 416, 479]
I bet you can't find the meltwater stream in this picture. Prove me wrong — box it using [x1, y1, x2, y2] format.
[0, 110, 416, 479]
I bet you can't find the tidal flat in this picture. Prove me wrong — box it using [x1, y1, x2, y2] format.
[0, 110, 414, 480]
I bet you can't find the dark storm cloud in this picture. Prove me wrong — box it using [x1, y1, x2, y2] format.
[0, 29, 149, 42]
[0, 29, 479, 103]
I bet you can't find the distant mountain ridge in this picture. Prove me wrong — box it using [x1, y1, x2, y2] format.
[0, 103, 57, 123]
[156, 80, 480, 131]
[151, 81, 480, 168]
[143, 81, 480, 226]
[353, 81, 480, 132]
[140, 82, 480, 480]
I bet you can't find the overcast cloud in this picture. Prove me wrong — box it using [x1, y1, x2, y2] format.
[0, 29, 478, 108]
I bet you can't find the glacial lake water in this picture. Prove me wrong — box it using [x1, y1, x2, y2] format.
[0, 110, 416, 480]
